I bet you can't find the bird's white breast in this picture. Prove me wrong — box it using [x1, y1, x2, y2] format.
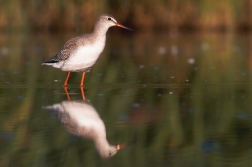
[61, 40, 105, 72]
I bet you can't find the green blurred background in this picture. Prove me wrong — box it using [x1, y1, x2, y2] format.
[1, 0, 252, 33]
[2, 1, 252, 166]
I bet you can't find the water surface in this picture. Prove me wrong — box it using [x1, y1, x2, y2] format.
[0, 32, 252, 167]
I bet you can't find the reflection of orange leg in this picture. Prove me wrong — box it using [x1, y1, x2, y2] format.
[64, 72, 71, 86]
[80, 72, 85, 86]
[64, 86, 71, 100]
[80, 86, 85, 100]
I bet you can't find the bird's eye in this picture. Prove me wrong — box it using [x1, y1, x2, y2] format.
[109, 152, 112, 156]
[107, 17, 111, 21]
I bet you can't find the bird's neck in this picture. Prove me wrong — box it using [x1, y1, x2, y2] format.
[93, 133, 111, 155]
[93, 22, 110, 38]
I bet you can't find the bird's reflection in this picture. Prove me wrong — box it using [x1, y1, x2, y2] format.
[43, 88, 126, 158]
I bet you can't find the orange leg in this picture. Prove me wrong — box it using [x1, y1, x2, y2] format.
[80, 72, 85, 86]
[64, 86, 71, 100]
[80, 86, 86, 100]
[64, 72, 71, 86]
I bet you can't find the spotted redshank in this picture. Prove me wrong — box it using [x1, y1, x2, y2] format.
[42, 14, 132, 86]
[43, 100, 126, 158]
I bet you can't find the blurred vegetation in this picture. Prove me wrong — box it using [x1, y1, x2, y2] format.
[0, 31, 252, 166]
[1, 0, 252, 32]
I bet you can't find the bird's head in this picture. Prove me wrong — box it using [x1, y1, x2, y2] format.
[99, 14, 133, 31]
[99, 143, 126, 158]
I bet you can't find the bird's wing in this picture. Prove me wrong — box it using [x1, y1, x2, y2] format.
[43, 36, 81, 63]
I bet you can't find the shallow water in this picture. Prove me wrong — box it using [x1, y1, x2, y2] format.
[1, 32, 252, 166]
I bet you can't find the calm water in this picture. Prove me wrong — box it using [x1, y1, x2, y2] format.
[1, 32, 252, 166]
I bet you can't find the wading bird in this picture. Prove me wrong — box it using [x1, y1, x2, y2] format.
[42, 14, 132, 86]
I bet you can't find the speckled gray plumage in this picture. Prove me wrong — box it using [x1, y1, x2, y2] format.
[43, 34, 97, 64]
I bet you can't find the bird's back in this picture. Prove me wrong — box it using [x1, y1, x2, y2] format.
[42, 36, 82, 66]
